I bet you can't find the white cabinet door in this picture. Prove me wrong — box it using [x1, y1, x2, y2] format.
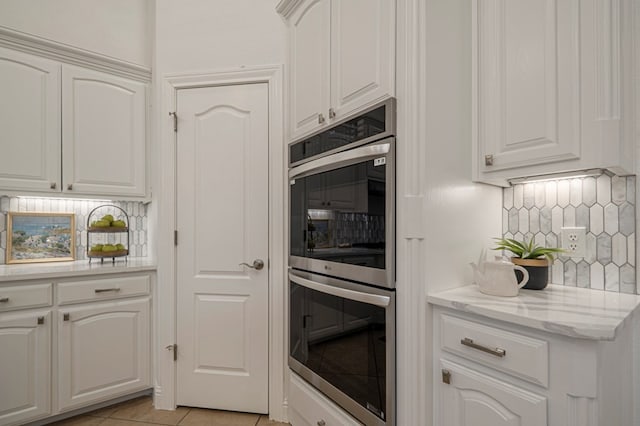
[57, 298, 150, 411]
[287, 0, 395, 141]
[474, 0, 580, 176]
[0, 311, 51, 426]
[473, 0, 634, 185]
[0, 47, 61, 193]
[330, 0, 394, 120]
[62, 65, 147, 198]
[437, 360, 546, 426]
[290, 0, 331, 141]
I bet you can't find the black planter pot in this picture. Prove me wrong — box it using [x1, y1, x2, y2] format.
[511, 258, 549, 290]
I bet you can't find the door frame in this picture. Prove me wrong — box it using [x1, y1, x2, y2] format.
[154, 65, 286, 420]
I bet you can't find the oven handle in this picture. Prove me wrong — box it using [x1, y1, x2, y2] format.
[289, 140, 392, 180]
[289, 273, 391, 308]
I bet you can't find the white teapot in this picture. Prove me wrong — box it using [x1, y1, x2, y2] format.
[470, 253, 529, 297]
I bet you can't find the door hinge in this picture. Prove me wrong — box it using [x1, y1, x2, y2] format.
[169, 112, 178, 132]
[166, 344, 178, 361]
[174, 230, 178, 246]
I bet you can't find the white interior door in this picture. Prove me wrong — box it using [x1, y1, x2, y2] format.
[176, 83, 269, 413]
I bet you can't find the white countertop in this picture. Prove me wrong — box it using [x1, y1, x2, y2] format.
[428, 284, 640, 340]
[0, 258, 157, 282]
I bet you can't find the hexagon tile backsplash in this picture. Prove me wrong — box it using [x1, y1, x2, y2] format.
[0, 196, 148, 264]
[503, 174, 636, 294]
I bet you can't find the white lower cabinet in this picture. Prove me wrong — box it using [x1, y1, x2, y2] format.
[288, 372, 361, 426]
[0, 310, 52, 426]
[433, 307, 636, 426]
[0, 272, 153, 426]
[57, 297, 150, 412]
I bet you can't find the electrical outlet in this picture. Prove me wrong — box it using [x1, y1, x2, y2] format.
[561, 227, 586, 258]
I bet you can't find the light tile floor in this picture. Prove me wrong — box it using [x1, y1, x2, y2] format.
[49, 396, 289, 426]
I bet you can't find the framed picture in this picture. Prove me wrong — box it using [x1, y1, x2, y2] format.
[6, 212, 76, 264]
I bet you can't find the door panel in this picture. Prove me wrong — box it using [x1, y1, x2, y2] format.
[57, 299, 150, 411]
[0, 311, 51, 425]
[290, 0, 330, 139]
[62, 64, 146, 197]
[0, 47, 60, 193]
[176, 83, 269, 413]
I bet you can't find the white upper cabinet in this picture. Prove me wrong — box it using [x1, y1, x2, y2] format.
[62, 65, 147, 198]
[0, 41, 149, 200]
[473, 0, 636, 186]
[281, 0, 395, 141]
[329, 0, 394, 120]
[290, 0, 331, 139]
[0, 47, 61, 193]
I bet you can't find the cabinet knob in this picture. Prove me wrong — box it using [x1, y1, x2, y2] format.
[442, 369, 451, 384]
[317, 421, 326, 426]
[328, 108, 336, 119]
[318, 113, 326, 124]
[50, 182, 57, 189]
[484, 154, 494, 166]
[0, 297, 9, 303]
[67, 184, 73, 190]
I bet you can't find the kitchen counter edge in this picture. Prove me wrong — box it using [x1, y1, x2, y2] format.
[428, 284, 640, 341]
[0, 258, 157, 282]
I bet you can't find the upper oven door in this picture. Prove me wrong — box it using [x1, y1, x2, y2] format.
[289, 138, 395, 288]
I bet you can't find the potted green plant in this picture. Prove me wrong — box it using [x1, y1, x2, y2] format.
[492, 237, 564, 290]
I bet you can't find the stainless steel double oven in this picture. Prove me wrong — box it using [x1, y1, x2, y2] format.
[288, 99, 396, 426]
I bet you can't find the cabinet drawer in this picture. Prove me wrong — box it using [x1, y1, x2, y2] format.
[0, 283, 52, 312]
[289, 372, 362, 426]
[58, 275, 150, 305]
[440, 314, 549, 387]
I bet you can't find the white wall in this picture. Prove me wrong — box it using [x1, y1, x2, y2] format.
[395, 0, 502, 424]
[155, 0, 286, 73]
[0, 0, 151, 66]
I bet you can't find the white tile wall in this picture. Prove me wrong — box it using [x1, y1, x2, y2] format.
[503, 175, 636, 294]
[0, 196, 148, 264]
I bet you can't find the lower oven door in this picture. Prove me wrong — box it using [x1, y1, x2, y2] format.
[289, 270, 395, 426]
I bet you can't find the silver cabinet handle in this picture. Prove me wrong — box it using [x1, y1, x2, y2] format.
[328, 107, 336, 119]
[0, 297, 8, 303]
[461, 337, 506, 357]
[50, 182, 57, 189]
[67, 184, 73, 190]
[95, 288, 121, 293]
[239, 259, 264, 270]
[318, 113, 325, 124]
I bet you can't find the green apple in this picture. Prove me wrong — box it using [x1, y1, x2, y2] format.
[102, 244, 117, 252]
[116, 243, 126, 250]
[91, 220, 110, 228]
[101, 214, 114, 224]
[111, 220, 127, 228]
[90, 244, 103, 252]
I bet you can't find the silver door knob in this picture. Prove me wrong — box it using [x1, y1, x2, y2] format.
[239, 259, 264, 270]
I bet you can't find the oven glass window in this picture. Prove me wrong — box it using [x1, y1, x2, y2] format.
[290, 160, 386, 269]
[290, 281, 387, 420]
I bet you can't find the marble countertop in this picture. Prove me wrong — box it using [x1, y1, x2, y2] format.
[428, 284, 640, 340]
[0, 258, 157, 282]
